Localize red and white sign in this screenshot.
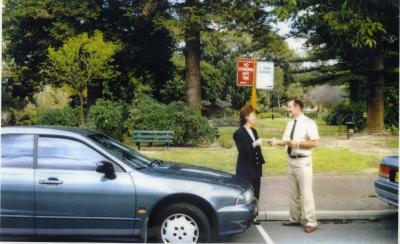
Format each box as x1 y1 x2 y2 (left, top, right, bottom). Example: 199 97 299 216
237 58 256 87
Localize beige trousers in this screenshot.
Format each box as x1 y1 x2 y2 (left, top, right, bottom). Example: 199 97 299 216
288 156 317 227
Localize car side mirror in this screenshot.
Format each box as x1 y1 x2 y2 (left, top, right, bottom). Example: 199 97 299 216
96 161 116 180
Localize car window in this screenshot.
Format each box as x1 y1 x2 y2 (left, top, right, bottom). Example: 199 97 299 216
1 134 34 168
88 133 152 169
37 136 107 171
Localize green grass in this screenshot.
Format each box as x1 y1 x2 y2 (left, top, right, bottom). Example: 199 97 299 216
216 118 344 149
135 118 389 175
141 146 379 175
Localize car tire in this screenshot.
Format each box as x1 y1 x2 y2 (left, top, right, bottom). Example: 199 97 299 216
148 203 213 243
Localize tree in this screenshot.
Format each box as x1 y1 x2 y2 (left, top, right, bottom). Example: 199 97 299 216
42 31 120 125
164 1 273 109
306 85 344 111
3 0 176 103
3 0 101 99
273 0 399 132
286 83 305 100
271 67 286 108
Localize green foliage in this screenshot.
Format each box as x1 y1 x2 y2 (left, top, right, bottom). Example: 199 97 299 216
3 0 175 101
258 112 282 119
44 31 120 88
384 79 399 128
34 84 73 110
200 61 225 105
36 107 80 127
126 95 215 145
387 125 399 136
269 108 289 117
88 99 126 140
324 102 366 131
218 136 233 149
42 30 120 125
304 111 318 119
286 83 305 100
12 85 73 125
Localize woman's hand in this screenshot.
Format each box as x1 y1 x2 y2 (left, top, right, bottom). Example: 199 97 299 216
252 138 263 147
266 138 276 146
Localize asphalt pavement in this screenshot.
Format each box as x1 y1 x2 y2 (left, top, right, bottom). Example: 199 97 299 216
225 218 398 244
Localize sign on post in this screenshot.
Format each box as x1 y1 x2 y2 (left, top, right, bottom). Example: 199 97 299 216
236 58 256 87
256 61 274 90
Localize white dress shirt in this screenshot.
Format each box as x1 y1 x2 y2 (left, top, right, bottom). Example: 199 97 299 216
282 114 320 157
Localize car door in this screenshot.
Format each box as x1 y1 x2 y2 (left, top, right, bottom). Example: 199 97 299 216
34 135 137 237
0 134 35 236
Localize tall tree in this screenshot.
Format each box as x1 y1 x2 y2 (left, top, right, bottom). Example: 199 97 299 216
41 31 120 125
3 0 175 103
164 0 272 109
273 0 399 132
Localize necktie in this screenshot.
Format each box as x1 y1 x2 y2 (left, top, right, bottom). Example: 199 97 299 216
287 119 297 156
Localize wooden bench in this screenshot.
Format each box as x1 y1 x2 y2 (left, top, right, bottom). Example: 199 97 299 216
132 130 174 150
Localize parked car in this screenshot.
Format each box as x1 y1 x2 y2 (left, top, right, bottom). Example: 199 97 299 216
1 126 257 243
375 156 398 206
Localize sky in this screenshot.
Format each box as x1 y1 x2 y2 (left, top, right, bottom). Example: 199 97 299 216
272 20 308 57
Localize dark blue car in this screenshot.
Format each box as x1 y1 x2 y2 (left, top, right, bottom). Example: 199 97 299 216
375 156 399 206
1 126 258 243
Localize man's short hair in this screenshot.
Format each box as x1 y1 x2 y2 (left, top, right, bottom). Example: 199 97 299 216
289 99 304 110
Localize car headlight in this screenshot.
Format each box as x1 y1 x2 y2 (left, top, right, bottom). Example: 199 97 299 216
235 189 253 205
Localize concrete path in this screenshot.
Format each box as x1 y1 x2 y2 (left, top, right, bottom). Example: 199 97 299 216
258 174 396 211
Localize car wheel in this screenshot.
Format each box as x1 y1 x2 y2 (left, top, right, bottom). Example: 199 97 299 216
149 203 212 243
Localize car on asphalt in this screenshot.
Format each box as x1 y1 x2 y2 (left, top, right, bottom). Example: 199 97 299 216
375 156 399 207
0 126 258 243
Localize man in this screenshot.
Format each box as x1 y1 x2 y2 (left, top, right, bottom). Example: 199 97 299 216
269 99 320 233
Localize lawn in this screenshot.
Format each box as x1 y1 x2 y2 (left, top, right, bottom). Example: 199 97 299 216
137 118 389 175
217 118 345 149
141 146 379 175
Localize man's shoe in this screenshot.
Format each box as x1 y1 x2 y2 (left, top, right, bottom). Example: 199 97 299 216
281 221 301 226
253 220 261 225
304 226 317 233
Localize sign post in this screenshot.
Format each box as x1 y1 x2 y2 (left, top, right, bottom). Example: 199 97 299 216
237 58 257 110
237 58 274 125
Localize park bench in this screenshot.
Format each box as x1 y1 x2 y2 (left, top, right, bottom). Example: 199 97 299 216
132 130 175 150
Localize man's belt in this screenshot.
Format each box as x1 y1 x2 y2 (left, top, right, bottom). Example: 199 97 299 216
288 154 309 159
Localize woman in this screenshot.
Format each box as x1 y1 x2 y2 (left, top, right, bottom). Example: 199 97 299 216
233 104 265 202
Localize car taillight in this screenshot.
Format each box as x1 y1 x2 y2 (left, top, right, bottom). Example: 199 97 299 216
379 165 391 178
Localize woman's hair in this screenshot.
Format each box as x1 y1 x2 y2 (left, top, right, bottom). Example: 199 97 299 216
239 104 256 126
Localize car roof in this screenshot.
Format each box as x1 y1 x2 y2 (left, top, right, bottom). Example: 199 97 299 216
381 156 399 168
1 126 96 137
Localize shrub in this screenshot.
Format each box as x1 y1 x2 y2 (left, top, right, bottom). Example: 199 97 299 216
324 102 366 131
126 95 215 145
387 125 399 136
218 136 233 149
258 112 282 119
304 111 318 119
36 107 80 127
88 99 126 140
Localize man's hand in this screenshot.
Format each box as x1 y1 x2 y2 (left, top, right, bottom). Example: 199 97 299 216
266 138 276 146
287 140 299 148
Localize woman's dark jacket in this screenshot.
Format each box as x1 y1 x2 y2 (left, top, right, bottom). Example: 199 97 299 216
233 126 265 179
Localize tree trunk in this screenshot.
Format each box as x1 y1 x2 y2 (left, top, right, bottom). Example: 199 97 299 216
366 51 385 133
183 2 201 110
349 80 360 102
78 92 85 127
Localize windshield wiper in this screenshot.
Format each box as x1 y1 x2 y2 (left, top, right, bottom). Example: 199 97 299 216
135 166 147 170
149 159 164 167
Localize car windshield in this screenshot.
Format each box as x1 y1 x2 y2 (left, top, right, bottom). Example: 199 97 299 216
88 133 154 169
